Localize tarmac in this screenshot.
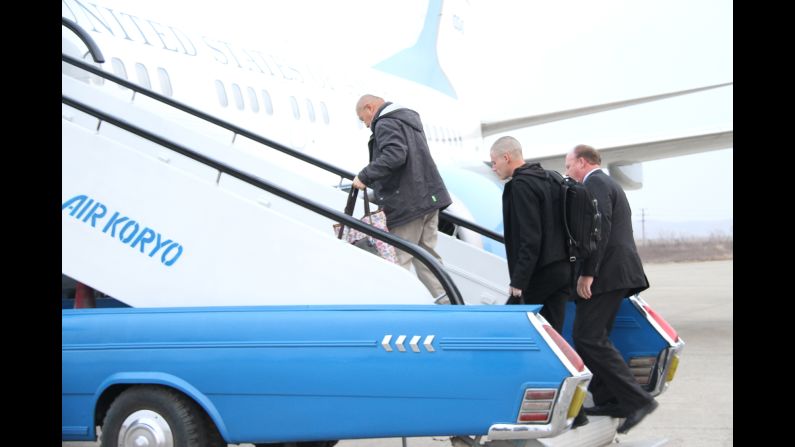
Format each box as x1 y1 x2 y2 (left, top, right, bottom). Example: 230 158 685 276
62 260 733 447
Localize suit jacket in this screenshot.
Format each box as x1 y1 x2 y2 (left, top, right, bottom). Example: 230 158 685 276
582 170 649 296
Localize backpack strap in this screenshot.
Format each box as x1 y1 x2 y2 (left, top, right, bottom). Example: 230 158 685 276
546 170 577 262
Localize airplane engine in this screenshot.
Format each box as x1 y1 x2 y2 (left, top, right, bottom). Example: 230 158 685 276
608 161 644 190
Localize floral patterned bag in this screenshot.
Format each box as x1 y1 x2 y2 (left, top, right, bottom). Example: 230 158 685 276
333 189 399 264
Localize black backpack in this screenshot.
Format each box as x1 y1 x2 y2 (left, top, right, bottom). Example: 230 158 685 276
546 170 602 262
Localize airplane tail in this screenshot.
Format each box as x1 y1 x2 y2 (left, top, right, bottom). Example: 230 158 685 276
373 0 472 100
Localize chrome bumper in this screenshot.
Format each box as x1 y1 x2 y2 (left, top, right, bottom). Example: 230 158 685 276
487 374 591 440
649 338 685 396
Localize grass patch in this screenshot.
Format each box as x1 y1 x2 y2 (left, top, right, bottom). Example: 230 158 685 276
636 231 733 263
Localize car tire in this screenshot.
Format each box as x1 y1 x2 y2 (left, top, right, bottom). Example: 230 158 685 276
100 385 223 447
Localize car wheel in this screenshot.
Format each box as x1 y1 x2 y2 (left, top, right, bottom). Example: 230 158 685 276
101 385 222 447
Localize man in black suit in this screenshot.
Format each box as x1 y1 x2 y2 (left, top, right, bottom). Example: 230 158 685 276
564 144 657 434
490 136 571 333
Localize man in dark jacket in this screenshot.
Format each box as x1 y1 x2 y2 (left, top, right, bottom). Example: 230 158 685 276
489 136 571 332
353 95 452 301
565 144 657 434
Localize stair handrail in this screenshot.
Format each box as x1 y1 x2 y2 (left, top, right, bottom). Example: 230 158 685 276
61 53 505 245
63 94 464 305
62 18 105 63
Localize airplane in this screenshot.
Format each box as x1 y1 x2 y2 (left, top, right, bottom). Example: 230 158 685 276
61 0 733 256
61 5 710 444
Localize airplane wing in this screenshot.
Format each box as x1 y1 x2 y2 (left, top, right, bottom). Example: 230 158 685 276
479 82 732 189
480 82 733 137
522 130 733 189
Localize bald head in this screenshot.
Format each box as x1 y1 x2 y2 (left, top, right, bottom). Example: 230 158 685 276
489 136 525 180
356 94 384 111
355 94 385 129
490 136 523 159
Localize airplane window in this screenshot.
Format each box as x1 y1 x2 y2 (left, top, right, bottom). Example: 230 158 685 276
247 87 259 113
110 58 128 90
430 126 438 142
306 99 316 123
320 101 330 124
231 83 244 111
261 90 274 115
289 96 300 120
214 80 228 107
134 63 151 89
157 67 173 97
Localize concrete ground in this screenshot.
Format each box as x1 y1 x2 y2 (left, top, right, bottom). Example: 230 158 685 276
610 260 733 447
63 260 733 447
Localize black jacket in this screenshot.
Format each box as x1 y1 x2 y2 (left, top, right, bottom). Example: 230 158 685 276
357 103 451 228
502 163 569 291
582 170 649 296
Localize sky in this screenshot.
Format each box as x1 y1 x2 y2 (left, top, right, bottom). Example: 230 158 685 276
467 0 733 224
73 0 733 225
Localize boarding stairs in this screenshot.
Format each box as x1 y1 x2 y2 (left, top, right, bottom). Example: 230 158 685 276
62 43 508 308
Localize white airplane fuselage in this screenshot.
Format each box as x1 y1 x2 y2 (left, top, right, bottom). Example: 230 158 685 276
62 0 486 172
62 0 508 252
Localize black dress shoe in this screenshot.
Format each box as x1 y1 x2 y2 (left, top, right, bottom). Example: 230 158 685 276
571 410 589 429
583 402 627 417
617 399 659 434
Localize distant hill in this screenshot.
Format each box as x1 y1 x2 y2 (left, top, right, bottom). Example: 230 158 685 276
631 219 733 240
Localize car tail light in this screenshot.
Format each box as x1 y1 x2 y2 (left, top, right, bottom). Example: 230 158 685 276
525 389 556 400
542 325 585 372
642 304 678 342
628 356 656 385
518 388 557 423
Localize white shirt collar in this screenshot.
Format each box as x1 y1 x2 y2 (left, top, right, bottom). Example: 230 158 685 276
583 167 602 183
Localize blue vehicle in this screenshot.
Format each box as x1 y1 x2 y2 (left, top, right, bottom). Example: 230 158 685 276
63 305 591 446
62 17 684 446
562 295 684 398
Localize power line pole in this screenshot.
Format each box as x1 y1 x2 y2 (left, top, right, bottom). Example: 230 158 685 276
642 208 646 246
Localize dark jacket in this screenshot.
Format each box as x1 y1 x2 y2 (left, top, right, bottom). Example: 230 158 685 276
582 170 649 296
502 163 569 291
357 103 452 228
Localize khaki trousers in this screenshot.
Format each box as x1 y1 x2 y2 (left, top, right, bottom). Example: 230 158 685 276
389 211 447 301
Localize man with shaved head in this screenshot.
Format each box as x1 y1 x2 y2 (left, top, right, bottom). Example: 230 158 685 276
489 136 571 333
353 95 452 302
